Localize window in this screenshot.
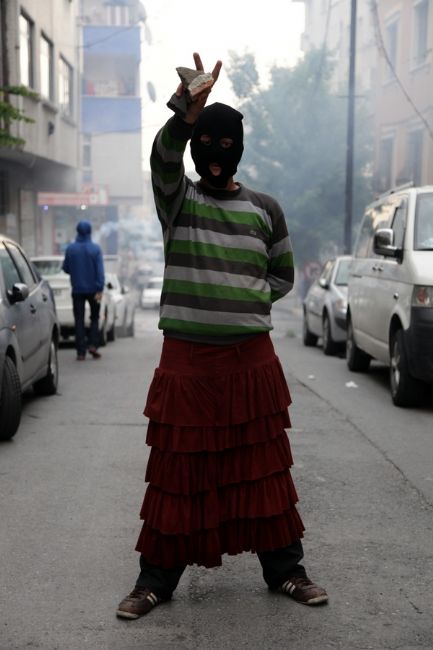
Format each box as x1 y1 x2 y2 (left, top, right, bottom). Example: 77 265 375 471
379 137 394 191
40 34 54 100
0 171 7 216
384 17 399 79
82 134 92 168
407 129 424 185
355 209 375 258
414 193 433 250
0 244 21 292
413 0 429 66
391 201 407 249
59 56 73 116
106 4 130 25
19 13 34 87
6 243 37 289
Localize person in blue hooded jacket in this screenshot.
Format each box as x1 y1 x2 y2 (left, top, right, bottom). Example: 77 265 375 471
62 220 105 360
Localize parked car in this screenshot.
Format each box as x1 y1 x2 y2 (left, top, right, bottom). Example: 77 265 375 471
302 255 352 355
0 235 60 441
140 275 163 309
106 272 135 337
31 255 116 346
346 184 433 406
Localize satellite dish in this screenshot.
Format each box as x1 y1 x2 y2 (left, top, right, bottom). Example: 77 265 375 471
147 81 156 103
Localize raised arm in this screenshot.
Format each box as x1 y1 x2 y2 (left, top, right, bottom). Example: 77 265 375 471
150 53 222 227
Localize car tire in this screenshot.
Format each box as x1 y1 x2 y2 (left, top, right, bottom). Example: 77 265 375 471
322 312 337 356
99 313 108 347
126 312 135 337
107 320 116 342
302 311 318 347
390 329 424 407
346 317 371 371
33 338 59 396
0 356 22 441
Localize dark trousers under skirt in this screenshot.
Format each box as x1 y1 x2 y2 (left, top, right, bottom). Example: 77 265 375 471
135 333 306 585
136 541 307 600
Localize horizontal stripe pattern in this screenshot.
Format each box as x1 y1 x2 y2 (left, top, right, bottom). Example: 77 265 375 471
150 115 295 338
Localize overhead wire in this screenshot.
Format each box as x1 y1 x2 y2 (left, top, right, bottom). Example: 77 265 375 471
369 0 433 142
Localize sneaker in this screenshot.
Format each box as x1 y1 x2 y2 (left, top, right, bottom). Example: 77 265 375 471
116 586 163 619
280 575 328 605
88 347 101 359
76 355 85 361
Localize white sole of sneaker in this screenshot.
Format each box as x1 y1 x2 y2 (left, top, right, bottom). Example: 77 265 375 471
305 595 329 605
116 609 140 619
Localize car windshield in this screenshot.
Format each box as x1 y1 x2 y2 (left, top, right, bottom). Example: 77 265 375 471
32 259 64 275
414 193 433 250
148 278 163 290
334 259 351 286
107 274 119 290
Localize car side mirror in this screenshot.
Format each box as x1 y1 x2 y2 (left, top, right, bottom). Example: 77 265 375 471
319 278 329 289
106 282 114 290
373 228 402 259
7 282 29 304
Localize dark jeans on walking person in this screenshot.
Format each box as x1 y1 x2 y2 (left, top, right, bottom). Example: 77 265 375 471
72 293 100 358
136 540 307 601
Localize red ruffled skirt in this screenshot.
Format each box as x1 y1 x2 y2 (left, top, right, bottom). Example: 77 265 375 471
135 332 304 569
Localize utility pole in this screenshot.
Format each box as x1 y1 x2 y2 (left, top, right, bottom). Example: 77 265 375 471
344 0 357 254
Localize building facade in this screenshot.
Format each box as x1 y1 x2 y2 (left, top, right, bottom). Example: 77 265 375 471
299 0 433 192
78 0 145 255
0 0 79 255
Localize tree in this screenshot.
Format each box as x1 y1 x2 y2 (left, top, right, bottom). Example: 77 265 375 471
226 50 373 266
0 85 38 148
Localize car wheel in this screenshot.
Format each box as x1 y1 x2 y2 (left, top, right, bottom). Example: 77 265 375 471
0 356 22 441
302 311 318 347
117 313 128 338
99 312 108 347
346 317 370 371
33 338 59 396
322 312 337 356
107 320 116 342
126 312 135 337
390 329 424 407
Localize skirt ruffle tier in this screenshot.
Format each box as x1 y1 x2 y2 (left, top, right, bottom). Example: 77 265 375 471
136 333 305 569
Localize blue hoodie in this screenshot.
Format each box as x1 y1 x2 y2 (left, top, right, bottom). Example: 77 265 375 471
62 220 105 294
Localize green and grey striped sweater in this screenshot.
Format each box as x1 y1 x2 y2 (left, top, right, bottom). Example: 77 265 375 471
151 115 295 342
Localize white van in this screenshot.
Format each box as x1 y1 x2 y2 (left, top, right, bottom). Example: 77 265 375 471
346 185 433 407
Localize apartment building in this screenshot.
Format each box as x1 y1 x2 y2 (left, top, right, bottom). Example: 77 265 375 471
299 0 433 191
0 0 79 255
78 0 145 254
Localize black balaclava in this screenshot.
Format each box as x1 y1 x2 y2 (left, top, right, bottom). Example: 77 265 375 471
190 102 244 188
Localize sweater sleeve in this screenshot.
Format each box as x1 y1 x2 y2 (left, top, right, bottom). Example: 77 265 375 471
150 115 194 227
267 202 295 302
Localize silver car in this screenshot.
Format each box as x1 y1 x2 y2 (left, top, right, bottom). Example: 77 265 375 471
302 255 352 355
31 255 116 346
0 235 60 441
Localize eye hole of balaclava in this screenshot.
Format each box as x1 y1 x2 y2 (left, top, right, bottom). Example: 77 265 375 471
190 102 244 188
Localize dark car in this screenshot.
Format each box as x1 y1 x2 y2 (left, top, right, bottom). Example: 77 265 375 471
0 235 60 441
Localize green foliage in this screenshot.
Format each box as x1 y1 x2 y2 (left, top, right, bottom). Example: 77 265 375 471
0 85 38 148
227 50 373 266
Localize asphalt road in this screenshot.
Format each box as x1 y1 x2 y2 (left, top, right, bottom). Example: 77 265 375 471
1 300 432 649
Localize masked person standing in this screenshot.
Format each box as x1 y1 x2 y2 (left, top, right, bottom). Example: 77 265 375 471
62 220 105 360
117 53 328 619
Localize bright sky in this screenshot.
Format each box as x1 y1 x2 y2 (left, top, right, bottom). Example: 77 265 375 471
140 0 305 170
